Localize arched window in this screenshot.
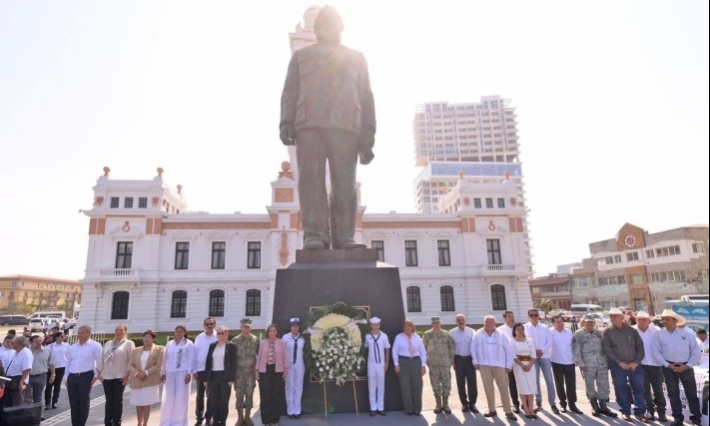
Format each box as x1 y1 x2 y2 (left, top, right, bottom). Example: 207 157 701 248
440 285 455 312
491 284 507 311
246 289 261 316
406 286 422 312
111 291 129 320
209 289 225 317
171 290 188 318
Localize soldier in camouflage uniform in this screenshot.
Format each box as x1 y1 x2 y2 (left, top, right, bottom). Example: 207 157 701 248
573 315 617 417
231 318 259 426
423 316 455 414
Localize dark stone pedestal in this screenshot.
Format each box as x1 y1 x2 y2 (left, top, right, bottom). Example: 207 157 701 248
273 249 406 414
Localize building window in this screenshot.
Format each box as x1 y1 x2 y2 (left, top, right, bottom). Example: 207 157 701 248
246 289 261 316
473 198 482 209
626 252 639 262
497 198 505 208
485 198 494 208
371 240 385 262
115 242 133 269
247 242 261 269
438 240 451 266
211 242 226 269
532 287 540 294
614 254 622 263
138 197 148 208
209 289 225 317
491 284 507 310
406 286 422 312
440 285 455 311
111 291 129 320
630 274 644 284
692 242 705 254
124 197 134 208
175 243 190 270
486 239 502 265
170 290 188 318
645 249 655 259
617 275 626 284
405 241 418 267
110 197 119 208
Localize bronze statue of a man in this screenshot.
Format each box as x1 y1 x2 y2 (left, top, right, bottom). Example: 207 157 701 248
280 6 376 250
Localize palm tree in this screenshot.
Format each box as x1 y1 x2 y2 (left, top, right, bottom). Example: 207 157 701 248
534 298 556 314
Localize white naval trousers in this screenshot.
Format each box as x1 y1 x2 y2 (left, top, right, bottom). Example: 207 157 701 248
368 362 386 411
286 362 305 415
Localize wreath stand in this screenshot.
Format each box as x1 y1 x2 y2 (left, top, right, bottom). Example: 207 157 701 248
321 379 360 419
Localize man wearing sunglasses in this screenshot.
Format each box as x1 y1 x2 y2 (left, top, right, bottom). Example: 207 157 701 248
524 309 558 414
193 317 218 426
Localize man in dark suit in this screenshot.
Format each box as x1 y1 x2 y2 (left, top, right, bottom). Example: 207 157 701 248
280 5 376 250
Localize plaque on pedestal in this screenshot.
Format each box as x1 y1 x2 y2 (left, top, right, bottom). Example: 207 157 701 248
273 249 406 414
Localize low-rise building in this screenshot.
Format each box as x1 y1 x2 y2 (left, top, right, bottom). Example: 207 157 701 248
0 275 82 315
529 274 572 310
78 165 534 332
568 223 709 314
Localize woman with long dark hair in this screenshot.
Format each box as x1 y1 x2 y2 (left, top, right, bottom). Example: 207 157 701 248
256 324 288 426
160 325 195 426
511 323 538 419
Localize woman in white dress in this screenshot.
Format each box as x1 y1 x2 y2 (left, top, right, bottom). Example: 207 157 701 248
160 325 195 426
129 330 164 426
510 323 538 419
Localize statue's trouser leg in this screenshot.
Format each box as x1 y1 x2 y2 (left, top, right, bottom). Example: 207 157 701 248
326 129 359 249
296 129 330 248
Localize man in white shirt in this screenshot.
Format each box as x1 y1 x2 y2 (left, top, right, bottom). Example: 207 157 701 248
64 325 103 426
550 315 582 414
497 310 520 414
524 308 558 414
449 314 478 413
284 318 306 419
46 332 69 409
472 315 516 420
634 311 667 422
364 316 390 416
193 317 217 426
0 335 16 369
5 335 33 407
696 329 708 352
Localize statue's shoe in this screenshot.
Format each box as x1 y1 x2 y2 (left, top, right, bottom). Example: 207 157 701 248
337 241 366 249
303 240 327 250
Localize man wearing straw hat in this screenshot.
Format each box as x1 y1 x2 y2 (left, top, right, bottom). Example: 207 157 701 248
633 311 667 422
652 309 702 426
602 307 648 423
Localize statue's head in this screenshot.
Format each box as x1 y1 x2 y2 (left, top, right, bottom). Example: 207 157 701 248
315 5 344 44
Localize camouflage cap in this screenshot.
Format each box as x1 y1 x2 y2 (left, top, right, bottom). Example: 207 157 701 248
583 314 595 322
431 316 441 323
240 318 252 327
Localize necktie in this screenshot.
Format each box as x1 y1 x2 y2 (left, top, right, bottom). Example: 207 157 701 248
407 335 416 357
371 333 381 364
292 334 299 364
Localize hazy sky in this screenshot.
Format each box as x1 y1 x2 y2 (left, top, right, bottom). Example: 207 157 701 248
1 1 708 280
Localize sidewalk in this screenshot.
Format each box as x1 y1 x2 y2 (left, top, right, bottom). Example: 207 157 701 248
42 366 630 426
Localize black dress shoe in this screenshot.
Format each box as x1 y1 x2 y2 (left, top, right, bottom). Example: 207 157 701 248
414 412 421 416
44 405 50 410
52 403 58 409
370 411 377 417
551 405 560 415
513 404 521 414
470 405 480 414
484 411 497 417
406 412 413 416
534 403 542 412
461 404 470 413
378 411 386 416
295 414 301 419
288 414 295 419
657 413 668 422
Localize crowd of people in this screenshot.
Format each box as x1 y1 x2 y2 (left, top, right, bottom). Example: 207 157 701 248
0 308 706 426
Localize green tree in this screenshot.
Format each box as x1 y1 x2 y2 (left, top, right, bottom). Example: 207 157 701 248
533 298 556 314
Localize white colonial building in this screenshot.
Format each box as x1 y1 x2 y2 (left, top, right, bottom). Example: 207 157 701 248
79 164 533 331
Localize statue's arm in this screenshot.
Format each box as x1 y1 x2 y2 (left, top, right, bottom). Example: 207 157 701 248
280 52 300 129
358 54 376 137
